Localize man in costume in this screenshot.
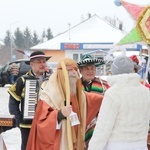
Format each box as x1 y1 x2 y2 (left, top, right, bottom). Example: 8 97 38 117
8 51 51 150
78 54 109 144
26 58 103 150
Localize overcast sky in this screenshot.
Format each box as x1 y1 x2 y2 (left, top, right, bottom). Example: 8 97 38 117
0 0 149 39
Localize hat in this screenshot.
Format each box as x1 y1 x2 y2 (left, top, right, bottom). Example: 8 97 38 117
111 55 134 75
25 51 52 65
57 58 78 71
77 54 105 68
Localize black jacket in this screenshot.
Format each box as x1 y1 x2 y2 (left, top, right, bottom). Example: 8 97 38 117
8 70 50 128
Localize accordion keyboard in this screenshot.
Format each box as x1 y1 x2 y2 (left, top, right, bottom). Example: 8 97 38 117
23 79 37 120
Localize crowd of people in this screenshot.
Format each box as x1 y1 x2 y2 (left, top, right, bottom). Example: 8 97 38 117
0 50 150 150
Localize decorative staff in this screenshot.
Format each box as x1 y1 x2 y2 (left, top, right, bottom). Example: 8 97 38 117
114 0 150 84
60 60 73 150
114 0 150 45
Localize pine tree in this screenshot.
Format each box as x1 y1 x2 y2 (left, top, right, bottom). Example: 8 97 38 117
23 27 33 49
46 28 53 40
32 31 40 46
14 28 25 49
4 30 11 46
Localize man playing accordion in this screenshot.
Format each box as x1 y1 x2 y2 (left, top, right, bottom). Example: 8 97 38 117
8 51 51 150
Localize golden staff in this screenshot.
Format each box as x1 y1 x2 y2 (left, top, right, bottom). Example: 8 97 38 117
60 60 73 150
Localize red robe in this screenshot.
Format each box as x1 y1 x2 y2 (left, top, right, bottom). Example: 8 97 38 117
26 92 103 150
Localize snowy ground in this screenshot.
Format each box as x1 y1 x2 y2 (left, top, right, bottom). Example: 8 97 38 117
0 86 21 150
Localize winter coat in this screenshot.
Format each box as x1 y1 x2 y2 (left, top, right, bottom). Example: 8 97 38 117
88 73 150 150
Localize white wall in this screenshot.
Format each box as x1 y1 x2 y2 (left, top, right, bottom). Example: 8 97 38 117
65 50 94 62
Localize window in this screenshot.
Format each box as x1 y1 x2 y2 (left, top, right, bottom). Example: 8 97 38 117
73 54 78 62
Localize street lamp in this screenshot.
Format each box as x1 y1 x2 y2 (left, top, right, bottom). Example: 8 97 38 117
68 23 71 40
9 21 19 62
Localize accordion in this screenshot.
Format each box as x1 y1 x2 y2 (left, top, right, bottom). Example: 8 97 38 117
23 78 38 120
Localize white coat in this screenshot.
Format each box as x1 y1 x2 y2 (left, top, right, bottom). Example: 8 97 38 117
88 73 150 150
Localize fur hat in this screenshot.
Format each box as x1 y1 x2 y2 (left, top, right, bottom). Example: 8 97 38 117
111 55 134 75
77 54 105 68
25 51 51 65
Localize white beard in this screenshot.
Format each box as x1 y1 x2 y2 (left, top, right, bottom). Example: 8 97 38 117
68 71 79 95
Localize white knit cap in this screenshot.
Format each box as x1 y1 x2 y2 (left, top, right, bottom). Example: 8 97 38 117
111 55 134 75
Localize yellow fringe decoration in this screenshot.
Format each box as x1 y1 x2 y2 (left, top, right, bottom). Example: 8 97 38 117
136 6 150 44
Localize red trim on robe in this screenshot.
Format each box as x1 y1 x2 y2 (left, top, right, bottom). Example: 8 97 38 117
26 92 103 150
26 100 61 150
